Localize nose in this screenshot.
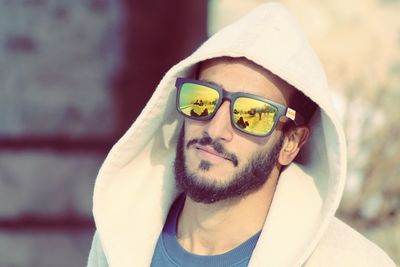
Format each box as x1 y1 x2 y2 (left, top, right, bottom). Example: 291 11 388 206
203 101 233 142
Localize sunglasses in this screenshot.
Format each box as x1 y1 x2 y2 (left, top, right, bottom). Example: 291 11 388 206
175 77 304 137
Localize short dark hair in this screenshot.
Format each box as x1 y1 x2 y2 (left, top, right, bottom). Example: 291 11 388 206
289 88 318 125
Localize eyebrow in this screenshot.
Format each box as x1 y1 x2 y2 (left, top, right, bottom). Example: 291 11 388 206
200 79 226 91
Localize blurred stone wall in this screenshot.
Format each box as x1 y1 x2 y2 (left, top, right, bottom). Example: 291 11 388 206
0 0 207 266
0 0 120 266
0 0 118 138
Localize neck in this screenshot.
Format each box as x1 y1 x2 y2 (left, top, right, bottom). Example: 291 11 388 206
176 167 280 255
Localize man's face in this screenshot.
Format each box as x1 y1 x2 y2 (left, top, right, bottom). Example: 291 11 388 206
174 58 292 204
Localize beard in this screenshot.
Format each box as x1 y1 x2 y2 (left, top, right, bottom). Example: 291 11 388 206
174 126 285 204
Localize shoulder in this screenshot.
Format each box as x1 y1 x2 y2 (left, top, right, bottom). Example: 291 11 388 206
305 217 396 267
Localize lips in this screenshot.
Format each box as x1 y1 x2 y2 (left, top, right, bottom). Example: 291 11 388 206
186 137 239 167
195 145 231 162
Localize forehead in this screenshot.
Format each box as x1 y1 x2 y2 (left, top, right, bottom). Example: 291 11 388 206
198 57 293 105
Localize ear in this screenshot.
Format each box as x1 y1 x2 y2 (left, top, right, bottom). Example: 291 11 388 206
278 126 310 166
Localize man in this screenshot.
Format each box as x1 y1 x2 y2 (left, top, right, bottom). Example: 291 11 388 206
87 3 396 267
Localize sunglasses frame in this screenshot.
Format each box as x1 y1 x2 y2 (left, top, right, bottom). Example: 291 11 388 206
175 77 304 137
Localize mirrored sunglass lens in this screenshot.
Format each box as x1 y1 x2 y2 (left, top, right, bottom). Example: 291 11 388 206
233 97 277 135
178 83 219 118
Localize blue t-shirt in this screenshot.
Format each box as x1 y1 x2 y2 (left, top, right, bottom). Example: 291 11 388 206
150 194 261 267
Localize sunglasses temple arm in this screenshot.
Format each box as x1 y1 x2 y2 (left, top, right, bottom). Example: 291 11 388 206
286 108 305 126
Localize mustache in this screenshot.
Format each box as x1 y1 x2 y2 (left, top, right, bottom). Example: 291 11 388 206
186 135 239 167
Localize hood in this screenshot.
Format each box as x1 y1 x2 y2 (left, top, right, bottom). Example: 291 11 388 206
92 2 347 267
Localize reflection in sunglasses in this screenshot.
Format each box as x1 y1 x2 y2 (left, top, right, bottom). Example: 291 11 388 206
178 83 279 135
180 92 218 118
232 98 276 135
190 108 209 117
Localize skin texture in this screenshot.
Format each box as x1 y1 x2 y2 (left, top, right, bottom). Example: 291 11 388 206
175 57 309 256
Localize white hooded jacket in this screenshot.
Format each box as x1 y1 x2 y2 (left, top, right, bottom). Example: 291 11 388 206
87 3 396 267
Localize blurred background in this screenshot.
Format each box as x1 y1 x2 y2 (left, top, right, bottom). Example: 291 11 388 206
0 0 398 266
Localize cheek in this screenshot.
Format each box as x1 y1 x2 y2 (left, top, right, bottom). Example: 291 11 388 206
235 144 259 166
233 135 278 167
184 119 207 139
